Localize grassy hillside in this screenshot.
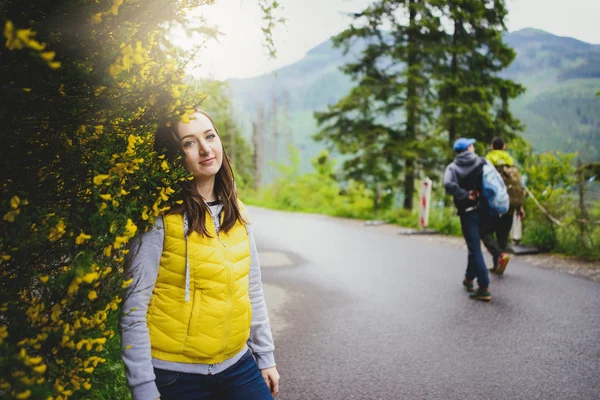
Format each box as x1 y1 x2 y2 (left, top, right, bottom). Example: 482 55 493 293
229 28 600 180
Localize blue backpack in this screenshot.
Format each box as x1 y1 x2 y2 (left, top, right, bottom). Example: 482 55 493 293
481 159 509 215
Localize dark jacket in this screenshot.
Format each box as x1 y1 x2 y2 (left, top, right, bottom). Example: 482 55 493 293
444 151 485 214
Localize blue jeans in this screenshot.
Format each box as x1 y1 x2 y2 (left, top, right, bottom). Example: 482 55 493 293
154 350 273 400
460 211 489 289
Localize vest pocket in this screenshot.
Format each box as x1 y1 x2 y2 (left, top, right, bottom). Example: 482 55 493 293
187 289 202 337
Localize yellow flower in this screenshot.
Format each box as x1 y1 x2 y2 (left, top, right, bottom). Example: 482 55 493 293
93 174 110 185
122 278 133 288
48 220 66 242
48 61 61 69
4 20 14 39
67 278 80 296
15 390 31 399
3 209 20 222
113 235 129 249
16 28 33 43
23 88 31 92
83 367 94 374
82 272 99 284
0 326 8 343
33 364 47 374
161 160 169 171
27 39 46 51
28 356 42 365
99 194 112 201
75 232 92 245
39 275 49 283
88 291 98 301
40 51 55 61
108 62 121 78
124 218 137 236
83 382 91 390
90 13 103 24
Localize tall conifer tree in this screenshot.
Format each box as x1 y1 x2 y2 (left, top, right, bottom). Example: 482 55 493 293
315 0 442 210
435 0 524 151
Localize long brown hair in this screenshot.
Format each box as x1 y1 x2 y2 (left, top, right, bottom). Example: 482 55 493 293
154 110 244 237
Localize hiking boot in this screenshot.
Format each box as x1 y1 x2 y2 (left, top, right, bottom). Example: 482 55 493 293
469 288 491 301
495 253 511 275
462 279 474 292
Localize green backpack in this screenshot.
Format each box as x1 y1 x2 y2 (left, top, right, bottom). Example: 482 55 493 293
496 164 524 209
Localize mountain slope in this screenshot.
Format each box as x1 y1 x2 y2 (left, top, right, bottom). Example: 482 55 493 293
229 28 600 177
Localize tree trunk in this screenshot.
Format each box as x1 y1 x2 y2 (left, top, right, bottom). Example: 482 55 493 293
403 159 415 210
448 18 459 148
404 0 417 210
272 95 278 164
252 122 260 192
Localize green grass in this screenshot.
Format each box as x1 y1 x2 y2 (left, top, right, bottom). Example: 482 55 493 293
87 316 131 400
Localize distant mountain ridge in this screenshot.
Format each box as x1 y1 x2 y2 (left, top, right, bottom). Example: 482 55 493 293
228 28 600 175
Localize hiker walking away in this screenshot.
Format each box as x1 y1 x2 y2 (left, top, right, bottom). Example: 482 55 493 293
481 137 526 275
120 110 280 400
444 138 491 301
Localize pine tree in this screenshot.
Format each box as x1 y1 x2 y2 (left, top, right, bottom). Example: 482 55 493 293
435 0 525 153
315 0 442 210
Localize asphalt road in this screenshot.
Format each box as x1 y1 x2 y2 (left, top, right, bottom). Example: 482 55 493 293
250 207 600 400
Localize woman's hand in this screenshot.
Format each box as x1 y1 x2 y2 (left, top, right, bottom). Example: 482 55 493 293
260 367 280 397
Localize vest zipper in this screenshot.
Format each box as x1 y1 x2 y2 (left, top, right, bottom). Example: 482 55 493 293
223 259 233 354
212 211 233 356
208 364 213 375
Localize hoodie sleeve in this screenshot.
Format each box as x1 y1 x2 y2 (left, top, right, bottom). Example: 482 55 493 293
444 164 469 200
120 217 164 400
245 211 276 370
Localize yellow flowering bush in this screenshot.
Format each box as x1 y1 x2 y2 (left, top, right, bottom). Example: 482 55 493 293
0 0 281 398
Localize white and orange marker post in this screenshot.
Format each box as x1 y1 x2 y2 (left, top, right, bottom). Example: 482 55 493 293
419 178 433 229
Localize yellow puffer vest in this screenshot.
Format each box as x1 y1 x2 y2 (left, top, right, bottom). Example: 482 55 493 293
147 203 251 364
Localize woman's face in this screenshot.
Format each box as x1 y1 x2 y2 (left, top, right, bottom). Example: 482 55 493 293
177 112 223 181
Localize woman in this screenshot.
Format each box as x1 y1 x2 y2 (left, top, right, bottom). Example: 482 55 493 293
120 110 280 400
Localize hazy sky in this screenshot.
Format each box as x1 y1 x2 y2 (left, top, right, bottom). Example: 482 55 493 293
180 0 600 80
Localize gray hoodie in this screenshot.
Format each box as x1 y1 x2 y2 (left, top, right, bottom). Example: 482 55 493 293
444 151 484 213
120 204 275 400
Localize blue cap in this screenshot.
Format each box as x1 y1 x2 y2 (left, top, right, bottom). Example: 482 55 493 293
453 138 476 152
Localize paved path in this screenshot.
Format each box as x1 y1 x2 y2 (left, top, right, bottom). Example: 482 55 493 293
251 207 600 400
